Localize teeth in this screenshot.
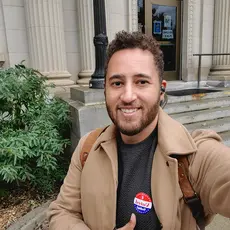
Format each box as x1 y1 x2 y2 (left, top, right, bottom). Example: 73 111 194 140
121 109 137 113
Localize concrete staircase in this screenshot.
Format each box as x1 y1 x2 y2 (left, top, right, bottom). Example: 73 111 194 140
164 89 230 147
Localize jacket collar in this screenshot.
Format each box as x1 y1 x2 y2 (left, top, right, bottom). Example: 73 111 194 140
93 107 197 156
157 107 197 155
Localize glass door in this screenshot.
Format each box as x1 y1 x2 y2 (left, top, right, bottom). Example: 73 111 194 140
145 0 181 80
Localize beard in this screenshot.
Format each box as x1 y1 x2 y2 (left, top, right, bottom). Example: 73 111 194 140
106 96 161 136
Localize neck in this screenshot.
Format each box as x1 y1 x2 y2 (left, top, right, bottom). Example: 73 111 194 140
120 115 159 144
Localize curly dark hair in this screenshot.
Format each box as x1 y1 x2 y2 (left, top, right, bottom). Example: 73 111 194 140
105 31 164 82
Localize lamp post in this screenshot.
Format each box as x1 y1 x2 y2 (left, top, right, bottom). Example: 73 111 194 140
89 0 108 89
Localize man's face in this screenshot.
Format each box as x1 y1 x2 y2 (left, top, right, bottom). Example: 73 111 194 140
105 48 164 137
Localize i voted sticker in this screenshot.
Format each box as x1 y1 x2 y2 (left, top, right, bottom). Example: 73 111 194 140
134 192 152 214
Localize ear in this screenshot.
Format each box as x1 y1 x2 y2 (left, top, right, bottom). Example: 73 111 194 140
104 80 106 96
161 80 167 92
160 80 167 101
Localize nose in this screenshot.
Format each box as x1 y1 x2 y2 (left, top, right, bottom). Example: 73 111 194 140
120 84 137 103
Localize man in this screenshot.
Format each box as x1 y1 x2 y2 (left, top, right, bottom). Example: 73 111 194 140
48 31 230 230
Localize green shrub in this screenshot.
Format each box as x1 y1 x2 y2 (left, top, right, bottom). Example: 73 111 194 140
0 63 70 193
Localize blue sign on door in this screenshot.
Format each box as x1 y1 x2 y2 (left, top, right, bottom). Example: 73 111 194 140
153 21 162 35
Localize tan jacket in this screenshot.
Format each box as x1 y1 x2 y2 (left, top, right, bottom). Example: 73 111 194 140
48 108 230 230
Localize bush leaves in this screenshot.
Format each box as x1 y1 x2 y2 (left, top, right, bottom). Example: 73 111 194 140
0 64 70 193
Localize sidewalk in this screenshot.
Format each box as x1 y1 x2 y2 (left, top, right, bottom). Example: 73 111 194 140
207 215 230 230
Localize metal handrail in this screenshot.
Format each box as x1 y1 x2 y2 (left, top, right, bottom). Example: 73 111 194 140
193 53 230 88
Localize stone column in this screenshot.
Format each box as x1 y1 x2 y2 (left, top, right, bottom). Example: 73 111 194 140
76 0 95 85
24 0 74 86
210 0 230 80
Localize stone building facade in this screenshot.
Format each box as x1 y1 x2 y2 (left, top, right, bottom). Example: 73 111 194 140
0 0 229 86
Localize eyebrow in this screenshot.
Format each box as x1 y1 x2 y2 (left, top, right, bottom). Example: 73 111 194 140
133 73 152 80
108 74 125 82
108 73 152 81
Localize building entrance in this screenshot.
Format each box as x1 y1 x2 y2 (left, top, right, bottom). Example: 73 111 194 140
138 0 182 80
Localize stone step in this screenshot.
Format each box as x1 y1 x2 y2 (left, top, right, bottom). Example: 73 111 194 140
171 106 230 125
184 117 230 133
164 97 230 115
219 131 230 147
165 88 230 147
166 89 230 104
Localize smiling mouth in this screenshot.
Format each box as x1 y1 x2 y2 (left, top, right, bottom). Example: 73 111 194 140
120 108 139 114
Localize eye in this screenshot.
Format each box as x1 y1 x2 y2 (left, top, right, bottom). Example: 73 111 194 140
111 81 122 87
137 80 149 85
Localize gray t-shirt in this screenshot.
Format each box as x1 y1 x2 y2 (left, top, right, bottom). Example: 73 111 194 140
116 127 161 229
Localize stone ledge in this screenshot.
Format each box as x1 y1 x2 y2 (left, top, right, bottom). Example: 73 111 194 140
70 86 105 105
7 200 52 230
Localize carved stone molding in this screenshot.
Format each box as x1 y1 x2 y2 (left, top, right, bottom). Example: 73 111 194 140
187 0 195 68
129 0 138 32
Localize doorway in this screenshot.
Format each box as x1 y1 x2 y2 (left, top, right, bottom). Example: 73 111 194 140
144 0 181 80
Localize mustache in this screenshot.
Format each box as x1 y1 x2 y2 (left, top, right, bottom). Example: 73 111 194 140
117 102 141 108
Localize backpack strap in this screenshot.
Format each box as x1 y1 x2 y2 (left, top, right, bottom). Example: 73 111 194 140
177 155 205 230
80 127 106 167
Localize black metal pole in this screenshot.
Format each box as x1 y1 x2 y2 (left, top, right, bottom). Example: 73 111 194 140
89 0 108 89
197 55 201 89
